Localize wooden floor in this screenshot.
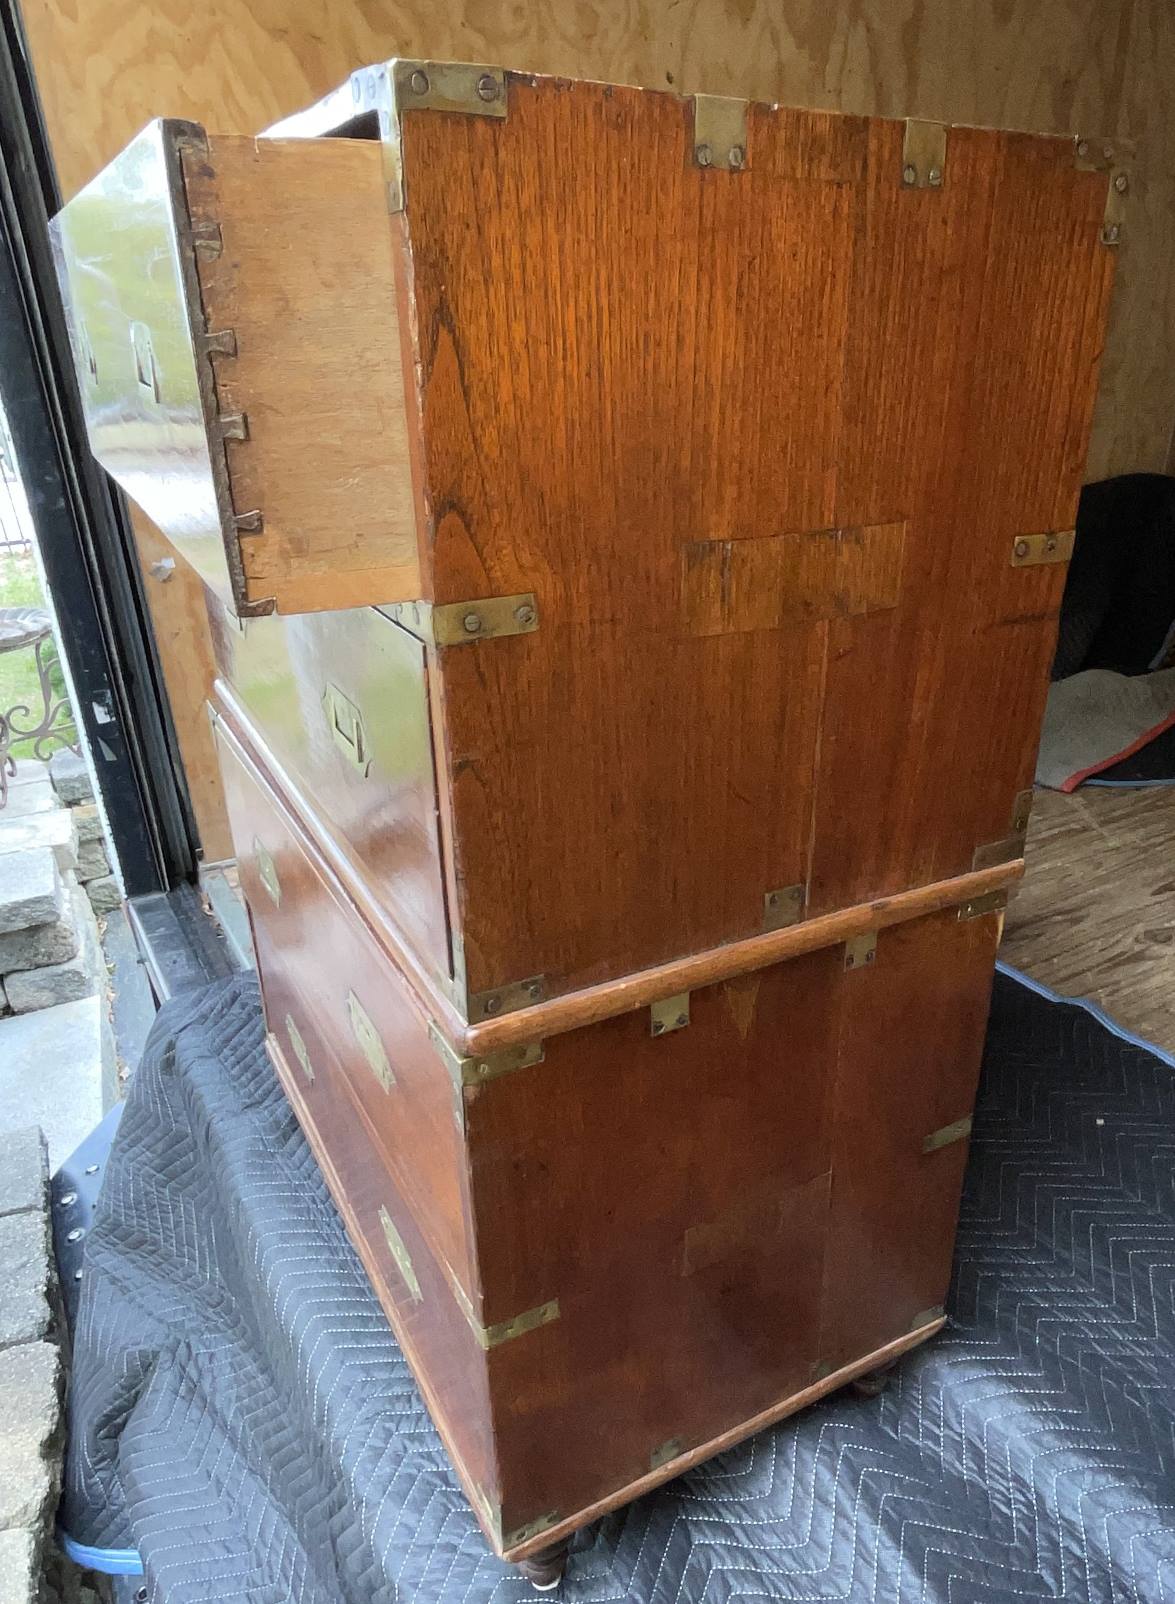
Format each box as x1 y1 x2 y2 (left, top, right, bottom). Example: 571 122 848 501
1002 785 1175 1055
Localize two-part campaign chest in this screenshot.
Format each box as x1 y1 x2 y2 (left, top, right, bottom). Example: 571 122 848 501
52 61 1123 1586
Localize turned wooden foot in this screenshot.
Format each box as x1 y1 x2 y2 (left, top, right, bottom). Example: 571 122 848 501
851 1359 897 1398
515 1537 571 1590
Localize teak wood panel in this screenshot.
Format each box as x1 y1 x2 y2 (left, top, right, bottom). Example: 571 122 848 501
213 702 1001 1547
206 595 451 983
181 133 420 613
399 79 1113 998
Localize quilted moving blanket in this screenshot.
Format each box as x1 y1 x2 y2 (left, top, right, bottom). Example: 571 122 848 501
61 970 1175 1602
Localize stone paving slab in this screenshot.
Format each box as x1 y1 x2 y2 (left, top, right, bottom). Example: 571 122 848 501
0 1528 36 1604
0 849 64 935
0 1211 52 1349
0 811 77 876
0 779 57 821
0 1341 61 1532
47 753 92 808
0 999 112 1172
0 1129 47 1221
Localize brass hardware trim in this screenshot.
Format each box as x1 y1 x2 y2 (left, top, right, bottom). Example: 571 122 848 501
378 1206 423 1302
902 120 947 189
322 683 371 777
763 883 805 932
284 1015 315 1082
452 1279 561 1350
910 1304 945 1331
922 1114 973 1154
1075 135 1133 245
650 992 690 1037
199 328 237 357
218 411 248 441
503 1512 561 1551
1010 788 1033 836
844 932 877 971
346 991 394 1090
692 94 749 172
189 219 222 257
392 59 508 120
959 889 1007 920
385 592 540 648
650 1437 684 1471
428 1022 544 1087
1010 529 1075 567
233 510 264 535
253 837 280 906
466 974 547 1024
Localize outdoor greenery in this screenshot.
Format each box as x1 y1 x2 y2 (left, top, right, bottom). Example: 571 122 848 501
0 550 71 763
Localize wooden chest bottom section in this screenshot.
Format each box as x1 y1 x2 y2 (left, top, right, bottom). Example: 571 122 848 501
215 712 999 1556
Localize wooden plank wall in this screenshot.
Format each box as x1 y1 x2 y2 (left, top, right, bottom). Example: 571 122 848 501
20 0 1175 852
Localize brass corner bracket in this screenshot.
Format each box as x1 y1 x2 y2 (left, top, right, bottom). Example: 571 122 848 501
1075 134 1134 245
902 120 947 189
692 95 749 172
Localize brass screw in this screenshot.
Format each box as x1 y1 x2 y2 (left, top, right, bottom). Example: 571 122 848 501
1076 139 1090 158
928 166 943 186
526 980 542 999
1045 535 1058 554
696 143 713 167
482 993 501 1016
477 73 499 102
1104 222 1121 243
652 1019 665 1036
1114 172 1129 193
674 1013 688 1028
1014 538 1030 560
409 68 430 96
767 891 779 906
463 611 483 634
1103 143 1114 161
728 145 746 169
865 949 875 964
514 603 537 626
902 163 918 185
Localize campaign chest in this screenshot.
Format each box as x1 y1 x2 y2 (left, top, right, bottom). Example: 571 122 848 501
51 58 1122 1584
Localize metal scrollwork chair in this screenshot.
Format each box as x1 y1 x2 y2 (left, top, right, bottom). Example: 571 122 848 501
0 605 79 808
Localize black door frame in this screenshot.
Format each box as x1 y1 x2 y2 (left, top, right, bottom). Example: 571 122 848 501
0 0 198 895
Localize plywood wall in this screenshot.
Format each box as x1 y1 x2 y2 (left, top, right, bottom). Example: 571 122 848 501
19 0 1175 849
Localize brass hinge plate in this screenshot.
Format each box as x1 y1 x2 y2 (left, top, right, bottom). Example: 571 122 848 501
392 60 507 119
284 1015 315 1082
466 974 547 1024
429 1023 544 1087
1075 134 1133 245
692 94 749 171
844 931 877 971
650 992 690 1037
253 837 280 907
763 883 805 932
383 593 539 648
922 1114 973 1154
453 1278 561 1350
378 1206 423 1302
902 120 947 189
347 990 395 1089
958 889 1008 920
650 1437 684 1471
1011 529 1075 567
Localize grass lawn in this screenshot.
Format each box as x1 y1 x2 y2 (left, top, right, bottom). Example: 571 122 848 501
0 549 73 763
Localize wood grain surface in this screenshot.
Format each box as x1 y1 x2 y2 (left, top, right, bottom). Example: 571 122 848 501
21 0 1175 485
402 78 1109 999
1002 785 1175 1054
183 134 421 612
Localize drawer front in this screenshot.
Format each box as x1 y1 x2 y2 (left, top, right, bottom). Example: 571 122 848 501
214 712 474 1298
209 595 451 987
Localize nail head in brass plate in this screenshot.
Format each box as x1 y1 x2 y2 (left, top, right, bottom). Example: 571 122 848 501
378 1206 423 1303
959 889 1008 921
693 94 749 172
764 883 805 932
392 59 507 119
902 120 947 189
1010 529 1075 567
428 1022 545 1087
844 932 877 971
650 992 690 1037
922 1114 972 1154
466 974 547 1023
